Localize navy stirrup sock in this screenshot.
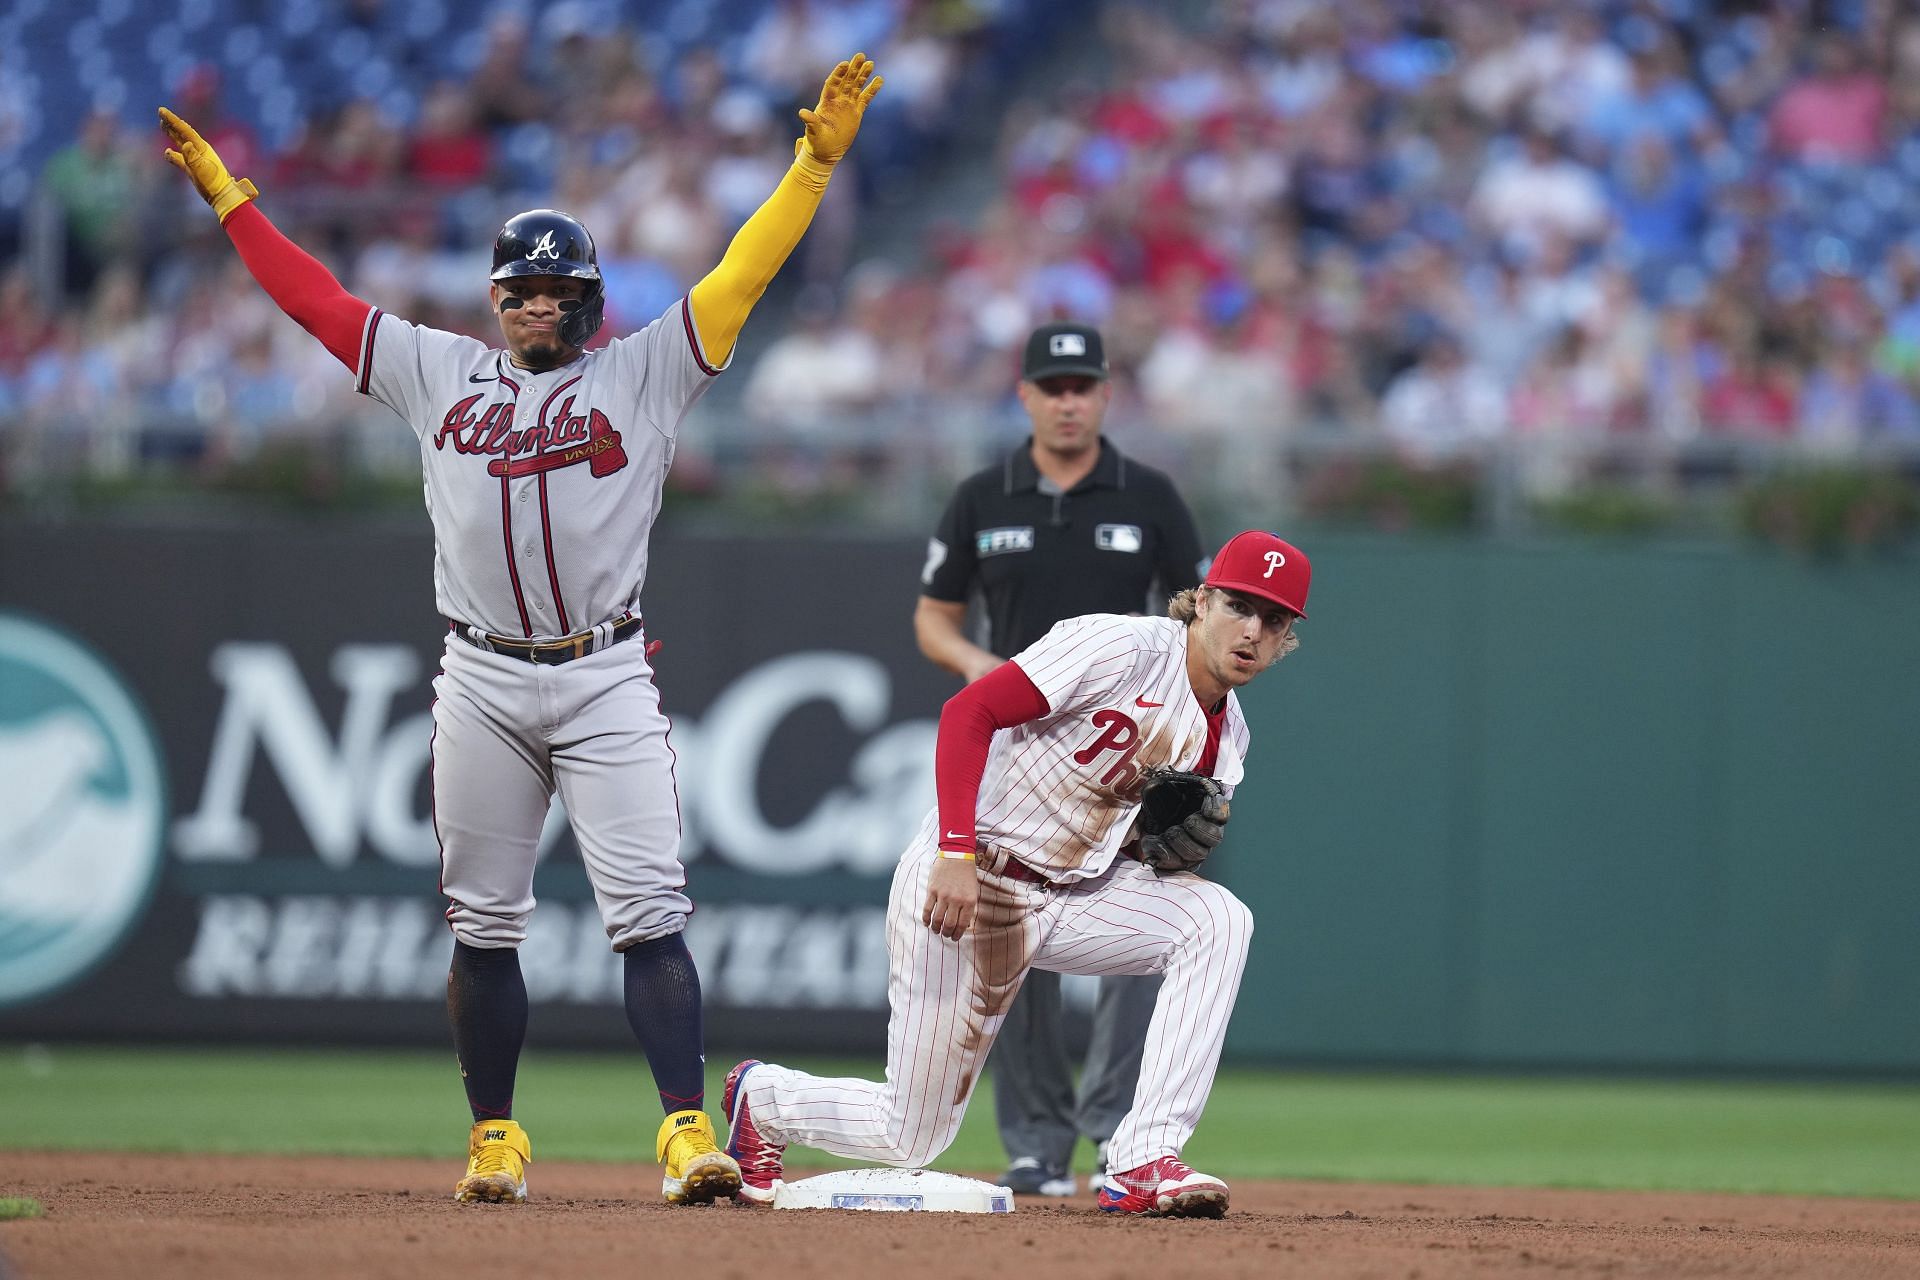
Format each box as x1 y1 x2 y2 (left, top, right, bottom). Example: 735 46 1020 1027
447 941 528 1122
622 931 707 1113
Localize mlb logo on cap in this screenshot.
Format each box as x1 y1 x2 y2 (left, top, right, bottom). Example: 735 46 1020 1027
1203 530 1311 617
1023 322 1108 381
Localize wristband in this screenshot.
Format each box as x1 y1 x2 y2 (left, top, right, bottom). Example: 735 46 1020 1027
791 138 834 191
936 848 977 861
211 177 260 224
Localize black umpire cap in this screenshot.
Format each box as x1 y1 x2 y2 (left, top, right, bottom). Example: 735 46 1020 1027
1022 321 1109 382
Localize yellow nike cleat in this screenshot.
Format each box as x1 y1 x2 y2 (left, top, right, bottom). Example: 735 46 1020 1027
453 1118 530 1204
657 1109 743 1205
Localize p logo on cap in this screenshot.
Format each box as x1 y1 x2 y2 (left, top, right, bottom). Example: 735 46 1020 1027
1203 530 1311 618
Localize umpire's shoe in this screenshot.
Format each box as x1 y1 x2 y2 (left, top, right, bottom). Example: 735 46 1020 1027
454 1118 531 1204
657 1110 744 1205
1002 1157 1076 1197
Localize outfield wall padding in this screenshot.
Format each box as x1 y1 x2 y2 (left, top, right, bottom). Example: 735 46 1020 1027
1 518 1912 1072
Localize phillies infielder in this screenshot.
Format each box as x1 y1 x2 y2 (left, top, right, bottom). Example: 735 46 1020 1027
724 530 1311 1218
158 55 883 1206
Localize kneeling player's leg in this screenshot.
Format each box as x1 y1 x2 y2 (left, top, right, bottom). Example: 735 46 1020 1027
1031 860 1253 1173
742 848 1042 1168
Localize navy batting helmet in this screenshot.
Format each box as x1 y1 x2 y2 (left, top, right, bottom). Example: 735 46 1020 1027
490 208 604 348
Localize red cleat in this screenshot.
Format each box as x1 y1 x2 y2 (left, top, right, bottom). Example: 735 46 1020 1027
722 1059 785 1204
1096 1155 1229 1218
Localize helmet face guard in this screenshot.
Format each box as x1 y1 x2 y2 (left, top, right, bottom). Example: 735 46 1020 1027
490 209 605 348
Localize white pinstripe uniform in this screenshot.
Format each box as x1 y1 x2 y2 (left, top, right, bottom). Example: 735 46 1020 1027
356 296 727 950
737 613 1255 1174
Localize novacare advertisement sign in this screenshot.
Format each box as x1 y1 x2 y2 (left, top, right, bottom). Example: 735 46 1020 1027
0 522 957 1049
0 616 167 1006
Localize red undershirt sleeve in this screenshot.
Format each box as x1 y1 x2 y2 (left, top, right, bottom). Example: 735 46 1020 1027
222 203 375 371
934 660 1051 855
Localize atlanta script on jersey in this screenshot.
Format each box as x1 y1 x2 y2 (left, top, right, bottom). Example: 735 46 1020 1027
356 296 725 640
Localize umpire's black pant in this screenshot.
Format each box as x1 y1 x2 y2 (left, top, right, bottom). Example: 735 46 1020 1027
988 970 1162 1174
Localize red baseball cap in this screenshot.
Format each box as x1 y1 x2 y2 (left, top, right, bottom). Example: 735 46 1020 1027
1202 530 1311 618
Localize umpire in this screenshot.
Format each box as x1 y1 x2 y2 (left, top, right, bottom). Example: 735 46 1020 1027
914 320 1205 1196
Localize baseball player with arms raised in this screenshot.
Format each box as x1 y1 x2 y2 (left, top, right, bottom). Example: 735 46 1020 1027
158 55 882 1206
723 530 1311 1218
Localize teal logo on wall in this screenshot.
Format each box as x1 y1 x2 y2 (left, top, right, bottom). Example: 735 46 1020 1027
0 614 166 1007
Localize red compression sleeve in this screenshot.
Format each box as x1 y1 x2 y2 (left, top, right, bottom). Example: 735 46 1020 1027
223 203 374 371
934 660 1051 854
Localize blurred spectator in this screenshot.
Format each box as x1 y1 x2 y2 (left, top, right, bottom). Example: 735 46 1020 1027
1379 333 1507 461
1519 233 1602 335
468 14 551 130
408 84 493 188
1510 326 1619 438
705 91 789 225
1702 339 1798 440
1471 127 1609 259
1767 33 1887 162
41 110 142 294
742 0 897 102
1798 339 1920 446
1182 117 1289 245
1643 302 1717 442
275 99 405 191
1885 15 1920 140
742 286 885 430
1290 115 1379 243
1464 258 1552 389
1508 324 1623 496
1581 40 1714 154
0 267 51 381
598 218 687 334
1258 9 1344 120
15 0 1920 516
1138 286 1291 433
1607 133 1707 275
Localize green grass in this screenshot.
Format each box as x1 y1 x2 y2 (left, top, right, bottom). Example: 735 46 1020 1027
0 1198 43 1220
4 1044 1917 1199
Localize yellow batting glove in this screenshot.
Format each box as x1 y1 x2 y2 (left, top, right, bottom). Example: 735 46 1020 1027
797 53 882 167
158 106 259 223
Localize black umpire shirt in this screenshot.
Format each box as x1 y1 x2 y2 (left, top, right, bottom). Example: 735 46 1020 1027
920 437 1206 659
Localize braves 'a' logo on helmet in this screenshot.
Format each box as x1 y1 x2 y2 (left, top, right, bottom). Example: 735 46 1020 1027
489 210 605 347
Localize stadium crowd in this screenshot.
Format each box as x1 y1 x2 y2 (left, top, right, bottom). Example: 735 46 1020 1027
7 0 1920 510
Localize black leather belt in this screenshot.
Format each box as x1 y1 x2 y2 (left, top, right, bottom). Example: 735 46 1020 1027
447 613 642 665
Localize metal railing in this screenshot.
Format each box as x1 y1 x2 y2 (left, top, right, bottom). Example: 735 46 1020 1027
6 399 1920 547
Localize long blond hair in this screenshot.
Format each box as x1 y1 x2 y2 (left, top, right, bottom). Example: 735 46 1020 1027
1169 586 1300 661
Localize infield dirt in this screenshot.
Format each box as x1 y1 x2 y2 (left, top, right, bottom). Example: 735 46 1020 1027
4 1151 1917 1279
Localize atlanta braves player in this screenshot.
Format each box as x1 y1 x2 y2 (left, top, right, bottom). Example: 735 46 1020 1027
723 530 1311 1218
158 54 882 1206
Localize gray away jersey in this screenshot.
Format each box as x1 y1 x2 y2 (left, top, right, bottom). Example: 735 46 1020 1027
355 295 726 638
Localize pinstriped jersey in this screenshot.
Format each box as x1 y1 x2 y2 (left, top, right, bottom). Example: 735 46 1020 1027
976 614 1249 881
355 296 727 639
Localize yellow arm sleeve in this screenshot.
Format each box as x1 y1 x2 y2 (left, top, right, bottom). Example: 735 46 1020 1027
686 143 835 367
